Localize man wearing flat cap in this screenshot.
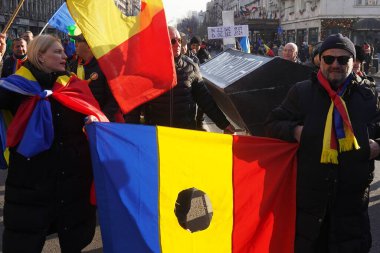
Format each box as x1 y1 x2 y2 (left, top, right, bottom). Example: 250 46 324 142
266 33 379 252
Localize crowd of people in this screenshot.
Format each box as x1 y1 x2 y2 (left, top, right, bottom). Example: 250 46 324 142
0 25 379 253
0 25 235 252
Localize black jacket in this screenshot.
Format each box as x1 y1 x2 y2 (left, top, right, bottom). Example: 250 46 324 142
1 55 27 78
0 62 96 252
143 55 229 130
197 48 211 64
69 57 120 121
266 73 379 253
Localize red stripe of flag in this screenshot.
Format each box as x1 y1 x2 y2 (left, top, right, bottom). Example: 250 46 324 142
98 9 176 114
233 135 298 253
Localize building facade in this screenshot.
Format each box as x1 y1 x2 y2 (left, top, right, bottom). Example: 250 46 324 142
279 0 380 47
203 0 380 50
0 0 65 38
205 0 281 44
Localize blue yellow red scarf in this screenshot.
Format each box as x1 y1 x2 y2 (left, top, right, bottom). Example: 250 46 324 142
317 70 360 164
13 55 28 73
0 66 108 158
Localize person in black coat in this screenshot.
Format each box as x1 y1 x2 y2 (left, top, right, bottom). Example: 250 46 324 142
189 35 213 129
190 36 211 64
1 38 28 78
68 34 122 122
0 35 103 253
141 27 235 133
266 34 380 253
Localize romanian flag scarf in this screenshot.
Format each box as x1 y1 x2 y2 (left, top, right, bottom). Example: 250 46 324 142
0 66 108 158
317 70 360 164
13 55 28 73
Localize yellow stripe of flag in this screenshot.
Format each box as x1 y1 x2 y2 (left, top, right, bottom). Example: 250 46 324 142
67 0 164 58
157 126 233 253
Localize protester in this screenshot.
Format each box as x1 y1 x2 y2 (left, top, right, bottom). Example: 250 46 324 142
0 35 105 253
266 33 378 253
1 38 28 77
5 34 14 58
180 32 199 65
68 33 122 122
363 42 373 75
304 42 322 71
282 42 301 63
277 42 285 57
353 44 366 76
190 35 211 64
189 35 213 129
298 41 310 63
21 30 34 44
141 26 235 133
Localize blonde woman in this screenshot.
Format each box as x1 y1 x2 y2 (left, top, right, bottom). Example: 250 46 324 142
0 35 106 253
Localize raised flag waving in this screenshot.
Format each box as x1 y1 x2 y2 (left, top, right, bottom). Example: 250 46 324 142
86 123 298 253
46 3 76 34
67 0 176 113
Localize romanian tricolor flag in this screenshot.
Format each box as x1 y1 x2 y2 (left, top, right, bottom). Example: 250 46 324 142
86 123 298 253
67 0 176 113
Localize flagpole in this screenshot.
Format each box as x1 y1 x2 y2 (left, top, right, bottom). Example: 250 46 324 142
38 22 50 36
2 0 26 34
39 3 67 36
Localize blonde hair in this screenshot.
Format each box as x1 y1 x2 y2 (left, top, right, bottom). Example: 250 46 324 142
27 35 61 72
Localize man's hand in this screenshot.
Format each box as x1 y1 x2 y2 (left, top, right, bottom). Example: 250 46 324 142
223 124 236 134
84 115 99 125
294 125 303 143
369 139 380 160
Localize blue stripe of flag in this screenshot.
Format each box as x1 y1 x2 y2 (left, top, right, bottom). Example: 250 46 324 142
86 123 160 253
48 3 76 33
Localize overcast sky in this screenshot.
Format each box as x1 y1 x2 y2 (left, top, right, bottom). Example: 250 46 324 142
162 0 207 25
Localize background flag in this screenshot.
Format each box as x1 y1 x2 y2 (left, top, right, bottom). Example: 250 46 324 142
47 3 76 33
67 0 177 113
239 36 251 53
87 123 298 253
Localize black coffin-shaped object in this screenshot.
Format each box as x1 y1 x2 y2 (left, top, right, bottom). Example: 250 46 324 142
200 49 312 136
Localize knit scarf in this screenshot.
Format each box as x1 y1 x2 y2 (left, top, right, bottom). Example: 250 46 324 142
318 70 360 164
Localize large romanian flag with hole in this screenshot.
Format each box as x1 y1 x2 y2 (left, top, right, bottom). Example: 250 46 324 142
86 123 298 253
67 0 176 113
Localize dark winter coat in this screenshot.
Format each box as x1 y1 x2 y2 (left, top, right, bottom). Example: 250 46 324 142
143 55 229 130
69 57 120 122
1 62 96 252
197 48 211 64
1 55 26 78
266 73 379 253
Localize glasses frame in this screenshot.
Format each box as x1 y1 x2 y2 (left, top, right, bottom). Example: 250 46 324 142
170 38 182 45
322 55 352 65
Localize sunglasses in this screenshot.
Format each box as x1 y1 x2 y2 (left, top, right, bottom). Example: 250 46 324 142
322 55 352 65
170 38 182 45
